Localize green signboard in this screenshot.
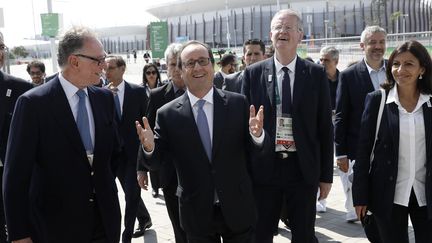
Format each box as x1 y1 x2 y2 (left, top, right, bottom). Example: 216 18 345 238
41 13 59 37
150 22 168 59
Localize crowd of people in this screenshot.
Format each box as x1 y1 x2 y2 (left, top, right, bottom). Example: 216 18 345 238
0 7 431 243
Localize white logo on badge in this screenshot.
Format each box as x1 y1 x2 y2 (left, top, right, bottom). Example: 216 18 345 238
6 89 11 97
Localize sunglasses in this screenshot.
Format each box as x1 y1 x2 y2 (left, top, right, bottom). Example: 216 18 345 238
146 71 157 75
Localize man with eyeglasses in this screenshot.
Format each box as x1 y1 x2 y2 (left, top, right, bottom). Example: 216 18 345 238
3 26 122 243
136 40 268 243
104 55 151 243
213 53 237 89
0 31 33 243
242 9 333 243
136 43 188 243
223 39 266 93
26 60 46 86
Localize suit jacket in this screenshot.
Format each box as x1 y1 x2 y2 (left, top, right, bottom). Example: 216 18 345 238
145 88 264 235
222 71 243 93
0 71 33 162
242 57 334 186
213 71 224 89
137 81 176 187
353 90 432 220
335 60 386 160
117 81 147 166
3 78 121 243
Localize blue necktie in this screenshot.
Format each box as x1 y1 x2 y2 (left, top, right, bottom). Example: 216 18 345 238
111 87 122 120
282 67 292 114
196 99 212 161
76 89 93 153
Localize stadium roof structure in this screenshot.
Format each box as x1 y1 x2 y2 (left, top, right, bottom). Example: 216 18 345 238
146 0 322 19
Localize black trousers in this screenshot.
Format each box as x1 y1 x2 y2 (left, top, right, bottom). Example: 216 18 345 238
116 162 151 242
0 167 7 243
253 155 318 243
163 180 187 243
149 170 160 191
187 206 253 243
374 190 432 243
91 201 107 243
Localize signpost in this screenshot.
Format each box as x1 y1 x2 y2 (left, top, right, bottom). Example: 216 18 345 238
41 13 59 38
150 22 168 59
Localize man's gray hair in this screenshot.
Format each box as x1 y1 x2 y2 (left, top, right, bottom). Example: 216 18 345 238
271 9 303 32
360 26 387 43
320 46 339 60
57 26 98 67
164 43 183 63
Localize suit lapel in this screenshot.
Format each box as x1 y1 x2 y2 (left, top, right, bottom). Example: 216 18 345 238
88 87 103 165
165 82 175 101
264 59 276 109
292 58 307 110
121 82 132 123
423 99 432 169
357 60 376 92
386 102 400 155
212 89 227 161
50 78 88 161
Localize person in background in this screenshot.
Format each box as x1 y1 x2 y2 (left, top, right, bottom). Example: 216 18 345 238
353 40 432 243
142 63 162 97
26 60 46 86
213 53 237 89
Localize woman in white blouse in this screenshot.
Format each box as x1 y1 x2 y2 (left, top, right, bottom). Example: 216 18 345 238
353 40 432 243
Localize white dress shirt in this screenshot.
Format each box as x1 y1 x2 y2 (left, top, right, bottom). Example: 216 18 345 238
364 59 386 91
386 86 429 207
58 73 95 150
274 55 297 108
187 88 214 144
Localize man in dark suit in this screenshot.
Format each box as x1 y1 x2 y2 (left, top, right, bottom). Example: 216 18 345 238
213 53 237 89
0 32 33 243
136 40 267 243
334 26 387 223
223 39 265 93
136 43 188 243
242 9 334 243
104 55 151 243
3 26 121 243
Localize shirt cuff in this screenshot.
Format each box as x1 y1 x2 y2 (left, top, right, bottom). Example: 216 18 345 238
142 144 154 157
336 155 348 159
250 130 265 146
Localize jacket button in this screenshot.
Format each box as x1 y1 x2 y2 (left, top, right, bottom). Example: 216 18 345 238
89 198 94 202
91 171 94 176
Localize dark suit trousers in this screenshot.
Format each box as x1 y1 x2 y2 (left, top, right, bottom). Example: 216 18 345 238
91 201 108 243
149 170 160 191
0 167 7 243
253 155 318 243
187 206 253 243
163 180 187 243
116 162 151 241
374 190 432 243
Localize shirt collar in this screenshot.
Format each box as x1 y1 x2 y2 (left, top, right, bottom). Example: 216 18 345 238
114 80 125 92
274 55 297 74
187 87 214 107
364 58 386 74
58 72 87 99
386 85 432 112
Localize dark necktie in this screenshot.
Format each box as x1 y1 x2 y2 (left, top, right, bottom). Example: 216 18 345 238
111 87 122 119
175 88 185 98
282 67 292 114
196 99 212 161
76 89 93 153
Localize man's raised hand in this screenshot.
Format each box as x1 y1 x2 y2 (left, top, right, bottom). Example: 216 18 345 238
249 105 264 137
135 117 155 152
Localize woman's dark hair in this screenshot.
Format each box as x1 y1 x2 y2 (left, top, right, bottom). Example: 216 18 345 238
142 63 162 88
382 40 432 94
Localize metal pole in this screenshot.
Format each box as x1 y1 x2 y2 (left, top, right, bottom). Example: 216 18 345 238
324 20 329 45
47 0 58 73
225 0 230 49
402 14 409 42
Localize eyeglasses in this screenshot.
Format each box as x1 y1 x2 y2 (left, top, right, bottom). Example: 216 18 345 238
29 71 43 76
74 53 106 66
271 25 299 33
145 71 157 75
183 57 210 69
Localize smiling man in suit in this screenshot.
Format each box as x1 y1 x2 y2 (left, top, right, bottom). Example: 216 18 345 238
3 26 121 243
0 32 33 243
136 40 268 243
104 55 151 243
242 9 334 243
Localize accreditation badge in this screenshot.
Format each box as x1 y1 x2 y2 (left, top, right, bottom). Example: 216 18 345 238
275 115 296 151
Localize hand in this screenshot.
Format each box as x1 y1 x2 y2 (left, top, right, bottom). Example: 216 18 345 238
336 157 349 173
355 205 368 221
318 182 332 200
135 117 154 152
13 238 33 243
137 171 149 190
249 105 264 137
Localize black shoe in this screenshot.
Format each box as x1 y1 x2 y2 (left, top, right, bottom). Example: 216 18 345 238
152 189 159 198
132 221 152 238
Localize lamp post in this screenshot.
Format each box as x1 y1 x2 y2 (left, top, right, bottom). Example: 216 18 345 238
47 0 58 73
324 19 329 45
401 14 409 42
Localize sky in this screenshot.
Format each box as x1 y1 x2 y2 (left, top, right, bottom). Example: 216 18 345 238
0 0 173 47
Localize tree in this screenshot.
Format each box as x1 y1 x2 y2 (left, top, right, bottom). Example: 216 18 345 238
11 46 29 58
